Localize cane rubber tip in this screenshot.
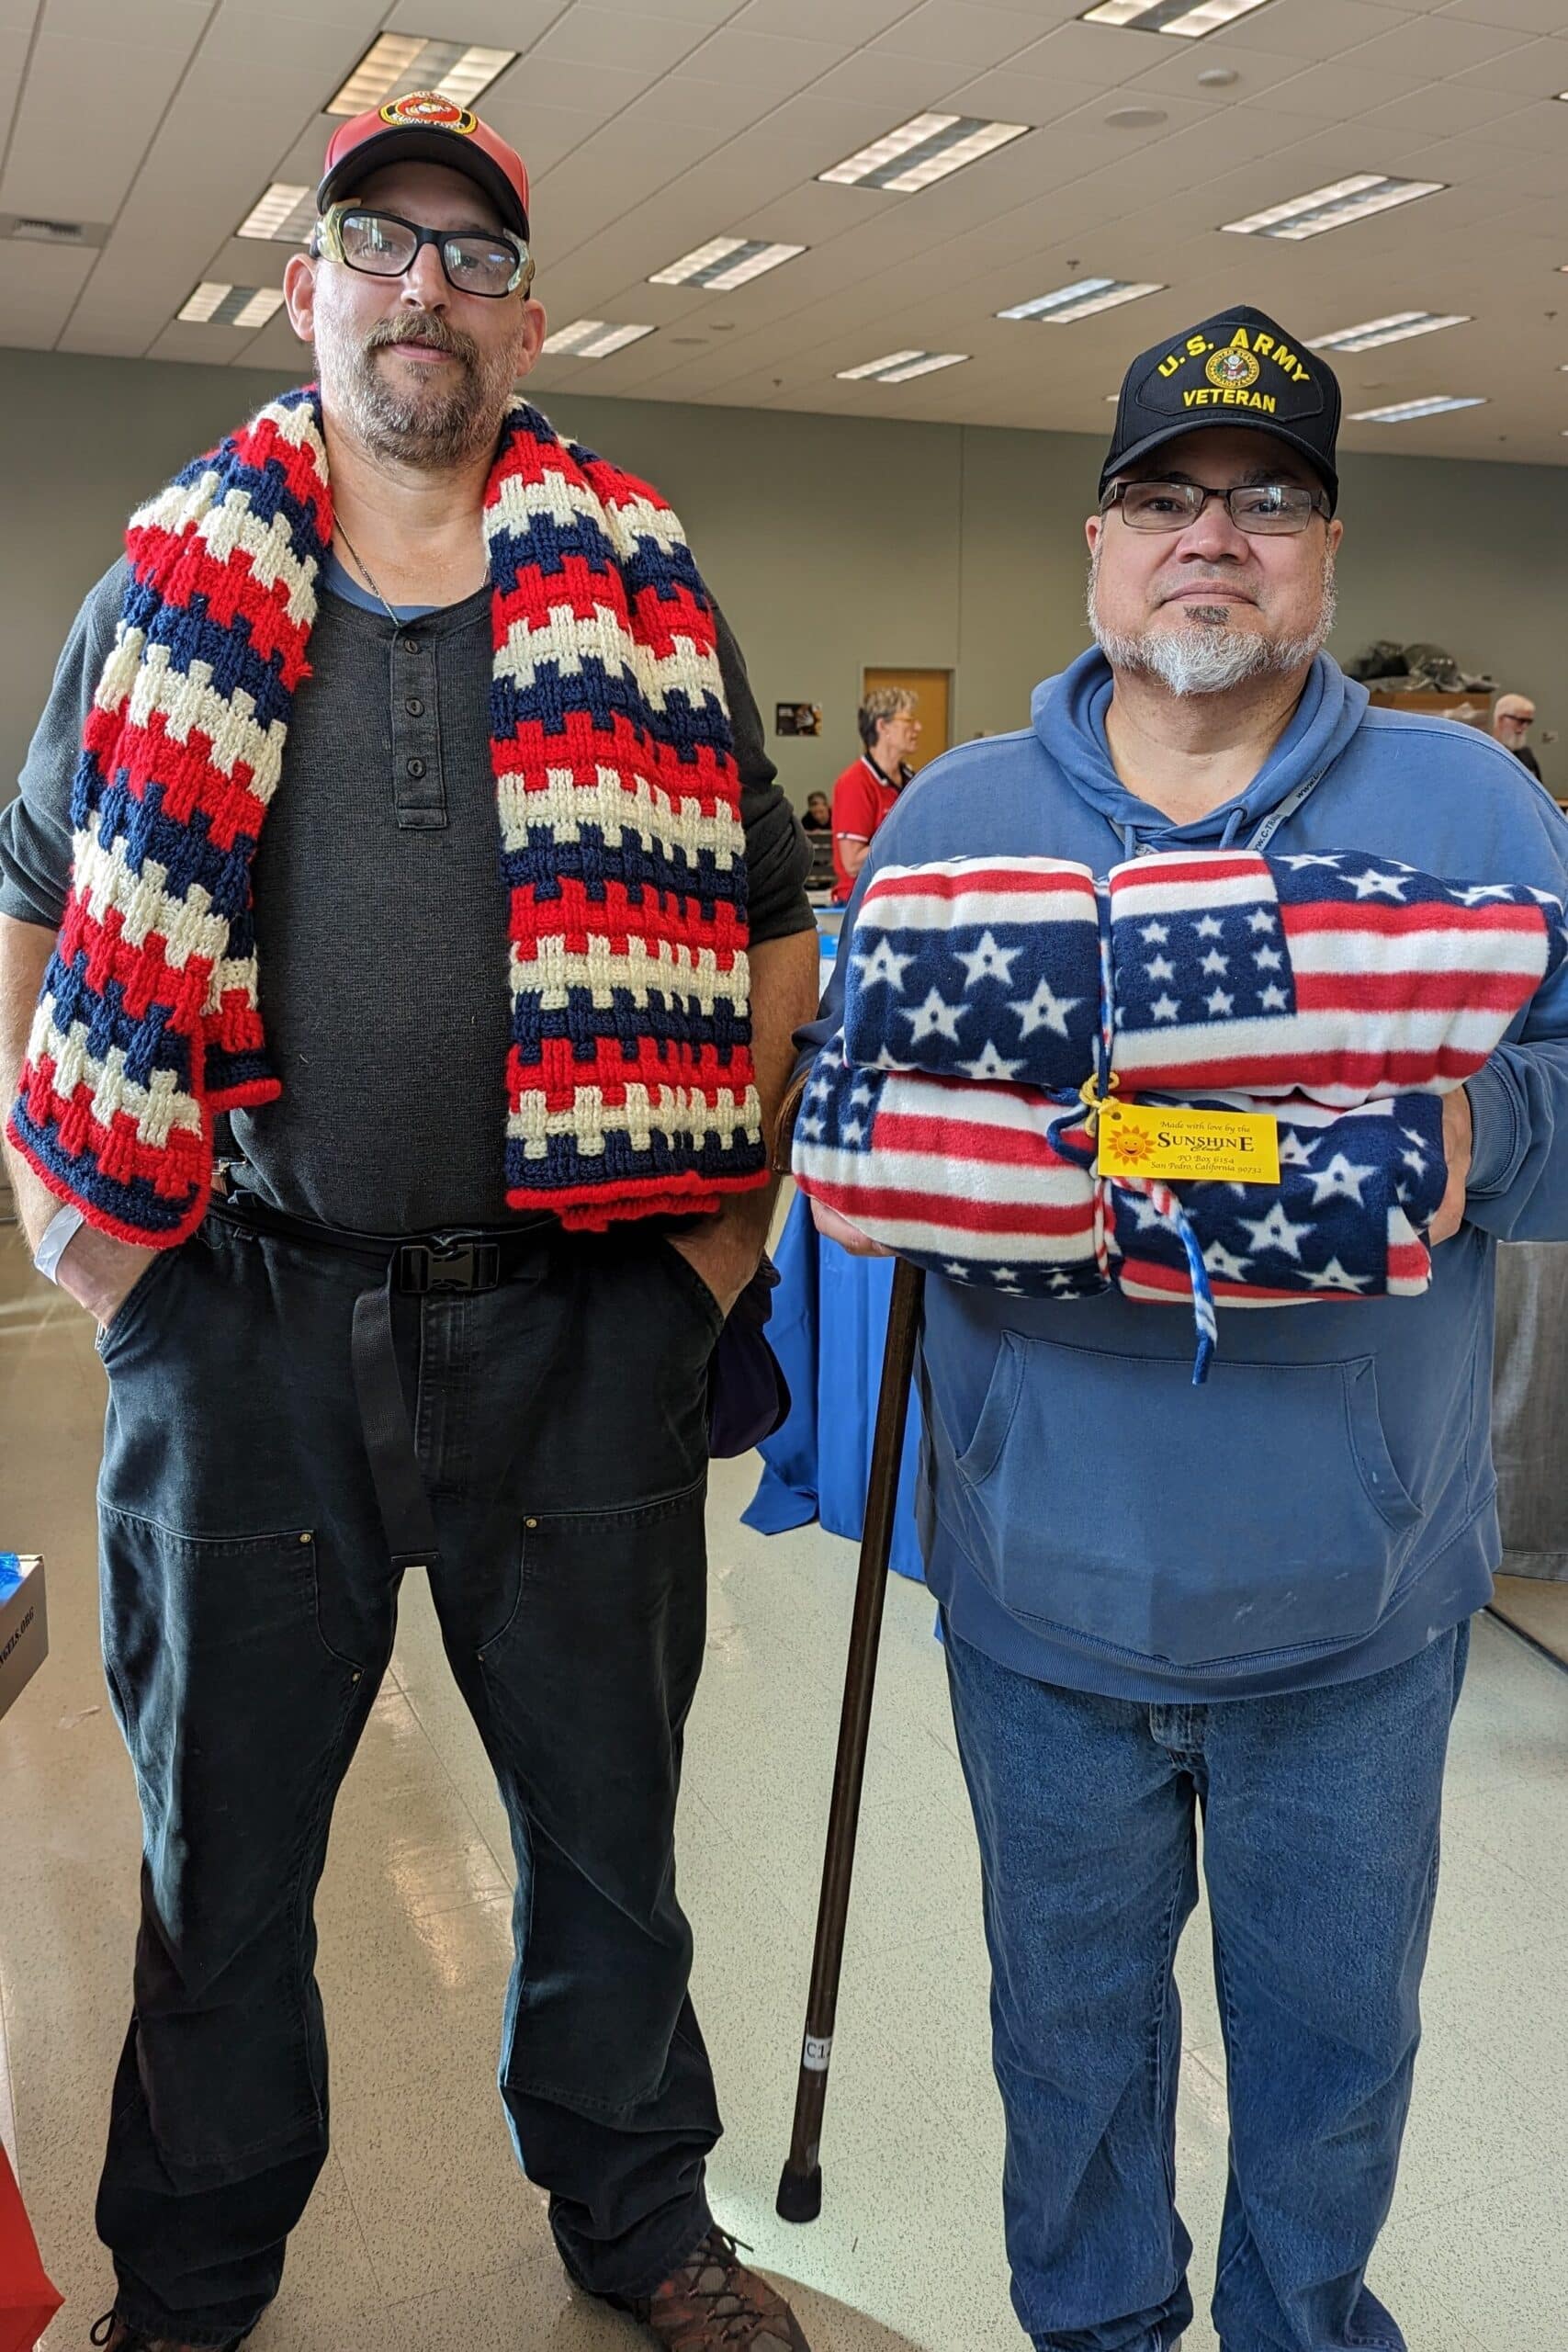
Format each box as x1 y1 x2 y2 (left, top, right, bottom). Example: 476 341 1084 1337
776 2163 823 2223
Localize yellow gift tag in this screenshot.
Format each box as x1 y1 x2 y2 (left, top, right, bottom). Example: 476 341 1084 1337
1097 1100 1280 1186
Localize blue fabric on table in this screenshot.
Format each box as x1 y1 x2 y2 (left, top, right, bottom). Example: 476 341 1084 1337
743 1189 925 1584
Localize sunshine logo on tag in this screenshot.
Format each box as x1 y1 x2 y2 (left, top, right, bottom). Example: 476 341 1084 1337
1097 1102 1280 1186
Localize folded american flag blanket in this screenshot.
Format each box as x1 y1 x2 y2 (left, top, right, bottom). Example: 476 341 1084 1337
795 1043 1446 1305
843 849 1563 1104
805 845 1564 1374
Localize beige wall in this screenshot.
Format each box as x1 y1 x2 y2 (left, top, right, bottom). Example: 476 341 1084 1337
3 346 1563 803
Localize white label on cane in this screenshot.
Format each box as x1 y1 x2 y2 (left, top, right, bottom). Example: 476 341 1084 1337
803 2034 833 2073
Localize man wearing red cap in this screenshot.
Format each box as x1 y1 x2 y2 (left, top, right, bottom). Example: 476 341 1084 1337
0 94 817 2352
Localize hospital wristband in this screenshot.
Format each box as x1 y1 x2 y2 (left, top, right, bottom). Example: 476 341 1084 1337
32 1202 85 1284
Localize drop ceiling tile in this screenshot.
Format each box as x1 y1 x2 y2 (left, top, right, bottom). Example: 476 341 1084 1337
204 236 294 286
868 0 1055 70
621 67 796 133
735 0 916 36
144 318 268 366
1 34 194 220
491 54 670 113
944 69 1139 124
1441 0 1568 29
191 11 376 83
679 26 842 93
0 234 96 349
1223 0 1416 58
1265 60 1441 119
1005 20 1172 88
45 0 205 45
1124 40 1315 100
381 0 570 42
477 96 606 176
1451 34 1568 93
1463 94 1568 148
629 0 750 19
1358 14 1539 72
808 48 971 108
1358 81 1532 132
227 311 310 376
531 5 708 71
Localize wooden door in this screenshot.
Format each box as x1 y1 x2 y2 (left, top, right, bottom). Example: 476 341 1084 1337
862 666 951 770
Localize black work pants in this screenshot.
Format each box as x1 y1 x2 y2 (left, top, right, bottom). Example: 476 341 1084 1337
93 1211 725 2344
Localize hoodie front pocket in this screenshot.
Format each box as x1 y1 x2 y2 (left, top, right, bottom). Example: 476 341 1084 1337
955 1337 1420 1668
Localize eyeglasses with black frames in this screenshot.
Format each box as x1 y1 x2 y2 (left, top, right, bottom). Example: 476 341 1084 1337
311 203 534 300
1100 480 1332 536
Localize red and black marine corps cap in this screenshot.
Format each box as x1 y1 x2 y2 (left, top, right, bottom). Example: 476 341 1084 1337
318 90 530 240
1100 304 1341 512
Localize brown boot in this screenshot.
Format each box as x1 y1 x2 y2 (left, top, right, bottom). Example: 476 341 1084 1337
90 2314 252 2351
621 2229 811 2350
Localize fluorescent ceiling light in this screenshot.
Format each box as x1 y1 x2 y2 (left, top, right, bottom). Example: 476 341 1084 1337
542 319 656 358
237 183 315 243
1082 0 1276 32
327 35 515 116
819 113 1029 193
649 236 806 290
836 349 968 383
1348 395 1487 423
178 284 286 329
1223 175 1444 241
999 277 1164 322
1314 311 1470 353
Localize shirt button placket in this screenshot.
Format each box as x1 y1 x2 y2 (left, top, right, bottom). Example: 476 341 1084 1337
389 632 446 830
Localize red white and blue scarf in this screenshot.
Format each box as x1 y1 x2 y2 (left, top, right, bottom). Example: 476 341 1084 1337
8 387 764 1244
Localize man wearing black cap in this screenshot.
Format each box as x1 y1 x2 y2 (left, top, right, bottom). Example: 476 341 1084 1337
801 304 1568 2349
0 91 818 2352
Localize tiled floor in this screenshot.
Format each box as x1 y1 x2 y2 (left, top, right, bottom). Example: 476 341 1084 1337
2 1216 1565 2350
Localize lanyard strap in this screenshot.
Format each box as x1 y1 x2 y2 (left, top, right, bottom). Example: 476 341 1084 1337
1246 763 1332 853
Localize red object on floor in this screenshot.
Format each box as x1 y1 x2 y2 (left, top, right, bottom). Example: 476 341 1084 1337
0 2145 62 2352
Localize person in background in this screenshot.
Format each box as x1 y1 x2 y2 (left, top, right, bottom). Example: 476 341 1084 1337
1492 692 1543 782
831 687 921 901
801 790 831 833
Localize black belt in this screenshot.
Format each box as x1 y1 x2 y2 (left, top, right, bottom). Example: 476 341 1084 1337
211 1191 558 1574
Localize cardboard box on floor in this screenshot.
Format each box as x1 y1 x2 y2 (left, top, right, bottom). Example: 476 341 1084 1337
0 1555 47 1724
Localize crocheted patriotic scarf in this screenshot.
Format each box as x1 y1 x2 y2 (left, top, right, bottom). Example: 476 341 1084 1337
8 387 763 1246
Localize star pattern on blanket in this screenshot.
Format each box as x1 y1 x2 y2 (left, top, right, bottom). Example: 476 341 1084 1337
953 930 1024 989
1010 978 1082 1038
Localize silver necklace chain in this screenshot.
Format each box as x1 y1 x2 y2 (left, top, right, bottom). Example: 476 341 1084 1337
333 519 404 629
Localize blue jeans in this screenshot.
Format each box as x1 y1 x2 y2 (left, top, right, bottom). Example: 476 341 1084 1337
942 1617 1470 2352
93 1211 727 2344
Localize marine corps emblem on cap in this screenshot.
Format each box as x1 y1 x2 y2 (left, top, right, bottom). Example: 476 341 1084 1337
379 91 479 135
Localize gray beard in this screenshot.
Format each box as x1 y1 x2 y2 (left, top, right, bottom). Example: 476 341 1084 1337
317 314 518 469
1089 560 1337 697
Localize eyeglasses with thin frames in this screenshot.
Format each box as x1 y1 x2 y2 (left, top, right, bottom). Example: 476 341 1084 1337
1100 479 1332 536
311 203 534 300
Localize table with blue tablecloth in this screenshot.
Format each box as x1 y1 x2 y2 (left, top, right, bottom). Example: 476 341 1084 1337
743 909 927 1582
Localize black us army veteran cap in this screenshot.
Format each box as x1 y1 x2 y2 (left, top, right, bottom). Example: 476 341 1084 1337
1100 303 1342 513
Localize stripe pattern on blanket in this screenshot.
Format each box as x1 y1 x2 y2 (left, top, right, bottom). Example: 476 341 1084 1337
848 849 1563 1104
795 1038 1449 1305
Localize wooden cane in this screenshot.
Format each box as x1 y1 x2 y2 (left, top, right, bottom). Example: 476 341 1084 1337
777 1254 926 2223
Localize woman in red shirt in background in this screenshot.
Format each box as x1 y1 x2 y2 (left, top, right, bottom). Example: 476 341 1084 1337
830 687 921 901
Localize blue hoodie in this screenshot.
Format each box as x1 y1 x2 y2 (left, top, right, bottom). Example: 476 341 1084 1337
801 649 1568 1701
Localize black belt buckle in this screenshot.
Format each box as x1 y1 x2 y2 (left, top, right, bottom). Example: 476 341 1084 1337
398 1237 502 1295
